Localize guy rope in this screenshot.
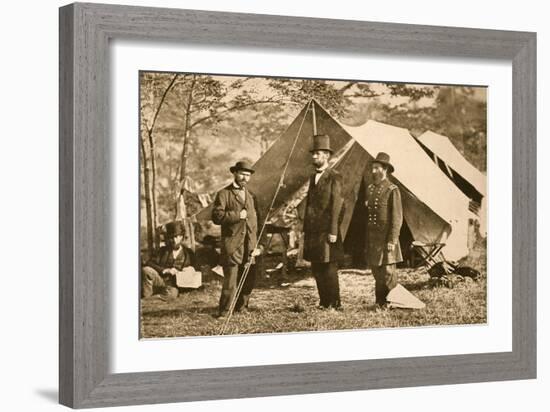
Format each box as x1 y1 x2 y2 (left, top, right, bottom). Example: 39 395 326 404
219 99 316 335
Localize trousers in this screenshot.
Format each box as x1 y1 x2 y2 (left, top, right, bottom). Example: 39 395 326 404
141 266 179 300
371 264 398 305
311 261 341 308
218 263 257 315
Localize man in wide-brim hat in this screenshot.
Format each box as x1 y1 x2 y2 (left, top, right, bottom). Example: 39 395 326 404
141 221 195 300
364 152 403 308
303 134 345 310
211 160 264 318
229 160 255 174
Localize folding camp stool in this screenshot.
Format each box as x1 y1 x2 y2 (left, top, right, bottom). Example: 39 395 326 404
410 240 446 268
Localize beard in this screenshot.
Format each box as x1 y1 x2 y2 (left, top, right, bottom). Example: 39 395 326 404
167 240 180 250
312 158 326 169
372 172 385 184
236 179 248 187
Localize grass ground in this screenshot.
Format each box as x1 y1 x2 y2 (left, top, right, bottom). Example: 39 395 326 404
140 258 487 338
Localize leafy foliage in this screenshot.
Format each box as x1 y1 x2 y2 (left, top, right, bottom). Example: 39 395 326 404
139 73 487 252
365 86 487 170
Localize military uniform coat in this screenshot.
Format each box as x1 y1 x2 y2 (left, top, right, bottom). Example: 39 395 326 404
365 178 403 267
303 168 345 263
212 183 261 266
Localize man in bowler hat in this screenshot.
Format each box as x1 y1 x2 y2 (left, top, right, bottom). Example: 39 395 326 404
364 152 403 308
141 221 195 300
303 134 345 309
212 160 264 318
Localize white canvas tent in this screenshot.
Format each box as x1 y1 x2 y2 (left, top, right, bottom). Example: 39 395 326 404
341 121 472 261
196 100 474 262
417 130 487 236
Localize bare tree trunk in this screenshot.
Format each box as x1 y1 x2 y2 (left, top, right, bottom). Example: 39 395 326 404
173 76 198 251
140 136 155 256
147 131 158 231
179 75 197 185
175 75 197 222
146 73 179 230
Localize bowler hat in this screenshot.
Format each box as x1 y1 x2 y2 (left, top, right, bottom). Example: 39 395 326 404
310 134 333 154
229 160 255 174
165 221 185 238
372 152 394 173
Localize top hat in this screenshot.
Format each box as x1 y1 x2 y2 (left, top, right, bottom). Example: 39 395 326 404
310 134 333 154
165 221 185 238
372 152 395 173
229 160 255 174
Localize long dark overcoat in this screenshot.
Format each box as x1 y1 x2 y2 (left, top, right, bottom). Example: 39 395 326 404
211 184 261 266
303 169 345 263
364 178 403 266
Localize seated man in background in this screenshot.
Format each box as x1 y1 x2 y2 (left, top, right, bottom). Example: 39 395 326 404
141 221 195 300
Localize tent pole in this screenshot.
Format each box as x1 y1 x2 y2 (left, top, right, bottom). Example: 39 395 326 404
219 100 314 335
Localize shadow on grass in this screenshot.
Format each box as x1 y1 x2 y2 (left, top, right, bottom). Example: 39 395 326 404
143 306 219 318
401 280 433 291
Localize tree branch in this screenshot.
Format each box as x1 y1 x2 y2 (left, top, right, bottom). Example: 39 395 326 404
147 73 179 136
189 98 283 129
338 82 357 93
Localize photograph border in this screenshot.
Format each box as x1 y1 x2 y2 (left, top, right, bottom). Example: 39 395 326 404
59 2 536 408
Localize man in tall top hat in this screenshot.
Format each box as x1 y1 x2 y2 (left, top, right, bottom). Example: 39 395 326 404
141 221 195 300
364 152 403 308
303 134 345 309
212 160 264 318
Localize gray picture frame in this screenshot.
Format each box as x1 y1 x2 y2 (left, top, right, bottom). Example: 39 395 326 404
59 2 536 408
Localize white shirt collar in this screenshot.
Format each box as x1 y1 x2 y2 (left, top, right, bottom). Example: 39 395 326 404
314 167 328 184
171 245 182 257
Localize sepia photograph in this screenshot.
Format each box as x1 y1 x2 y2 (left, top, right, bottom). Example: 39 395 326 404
139 72 487 338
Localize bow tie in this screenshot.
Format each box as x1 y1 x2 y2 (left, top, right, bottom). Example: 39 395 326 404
315 169 324 174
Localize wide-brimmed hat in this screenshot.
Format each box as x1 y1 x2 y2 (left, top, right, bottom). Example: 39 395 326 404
165 221 185 238
229 160 255 174
372 152 394 173
309 134 333 154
